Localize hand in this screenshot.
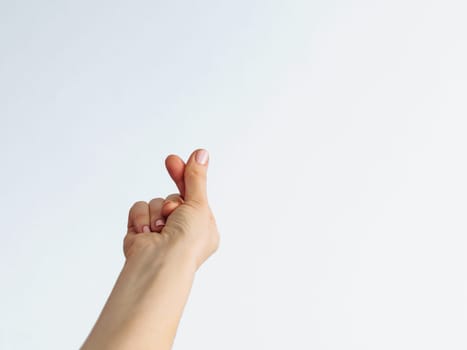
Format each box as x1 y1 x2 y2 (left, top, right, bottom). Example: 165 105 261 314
123 148 220 271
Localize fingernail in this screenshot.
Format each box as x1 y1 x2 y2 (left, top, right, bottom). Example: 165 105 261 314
142 225 151 233
195 149 209 165
155 218 166 227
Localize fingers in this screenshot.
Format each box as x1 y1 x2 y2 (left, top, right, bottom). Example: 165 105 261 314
127 201 150 233
183 148 209 205
161 193 184 217
128 194 183 235
165 154 186 198
149 198 166 233
127 148 208 235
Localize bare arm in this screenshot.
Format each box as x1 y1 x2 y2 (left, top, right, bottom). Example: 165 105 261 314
81 149 219 350
81 243 197 350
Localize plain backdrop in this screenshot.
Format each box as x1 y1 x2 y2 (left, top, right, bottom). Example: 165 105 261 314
1 1 466 349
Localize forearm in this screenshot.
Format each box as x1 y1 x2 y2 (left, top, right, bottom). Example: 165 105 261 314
81 245 197 350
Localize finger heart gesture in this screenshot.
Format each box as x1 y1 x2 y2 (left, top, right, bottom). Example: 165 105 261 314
123 149 220 271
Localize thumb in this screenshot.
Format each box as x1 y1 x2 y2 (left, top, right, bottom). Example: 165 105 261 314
184 148 209 205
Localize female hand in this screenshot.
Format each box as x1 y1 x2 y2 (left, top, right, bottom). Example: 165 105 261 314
123 148 220 271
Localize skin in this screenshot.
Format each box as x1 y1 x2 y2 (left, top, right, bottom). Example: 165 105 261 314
81 148 220 350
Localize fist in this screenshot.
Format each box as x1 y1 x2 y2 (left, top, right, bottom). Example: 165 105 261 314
123 149 220 271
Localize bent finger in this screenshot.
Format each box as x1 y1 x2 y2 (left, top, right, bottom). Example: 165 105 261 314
149 197 166 233
127 201 150 234
161 193 184 217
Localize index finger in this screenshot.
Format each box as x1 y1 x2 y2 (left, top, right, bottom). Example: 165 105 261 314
165 154 186 198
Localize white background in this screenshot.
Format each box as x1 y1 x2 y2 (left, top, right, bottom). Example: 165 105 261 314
1 1 466 349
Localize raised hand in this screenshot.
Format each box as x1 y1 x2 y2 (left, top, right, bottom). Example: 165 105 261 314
82 148 219 350
123 148 220 271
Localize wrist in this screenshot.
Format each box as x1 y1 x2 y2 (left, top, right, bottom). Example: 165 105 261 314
126 234 198 275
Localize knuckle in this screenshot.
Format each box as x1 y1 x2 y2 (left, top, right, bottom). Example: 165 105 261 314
131 236 146 252
165 193 183 203
131 200 147 209
187 166 205 177
210 232 220 253
123 234 133 257
149 197 164 205
123 234 130 247
186 198 206 209
133 213 148 222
